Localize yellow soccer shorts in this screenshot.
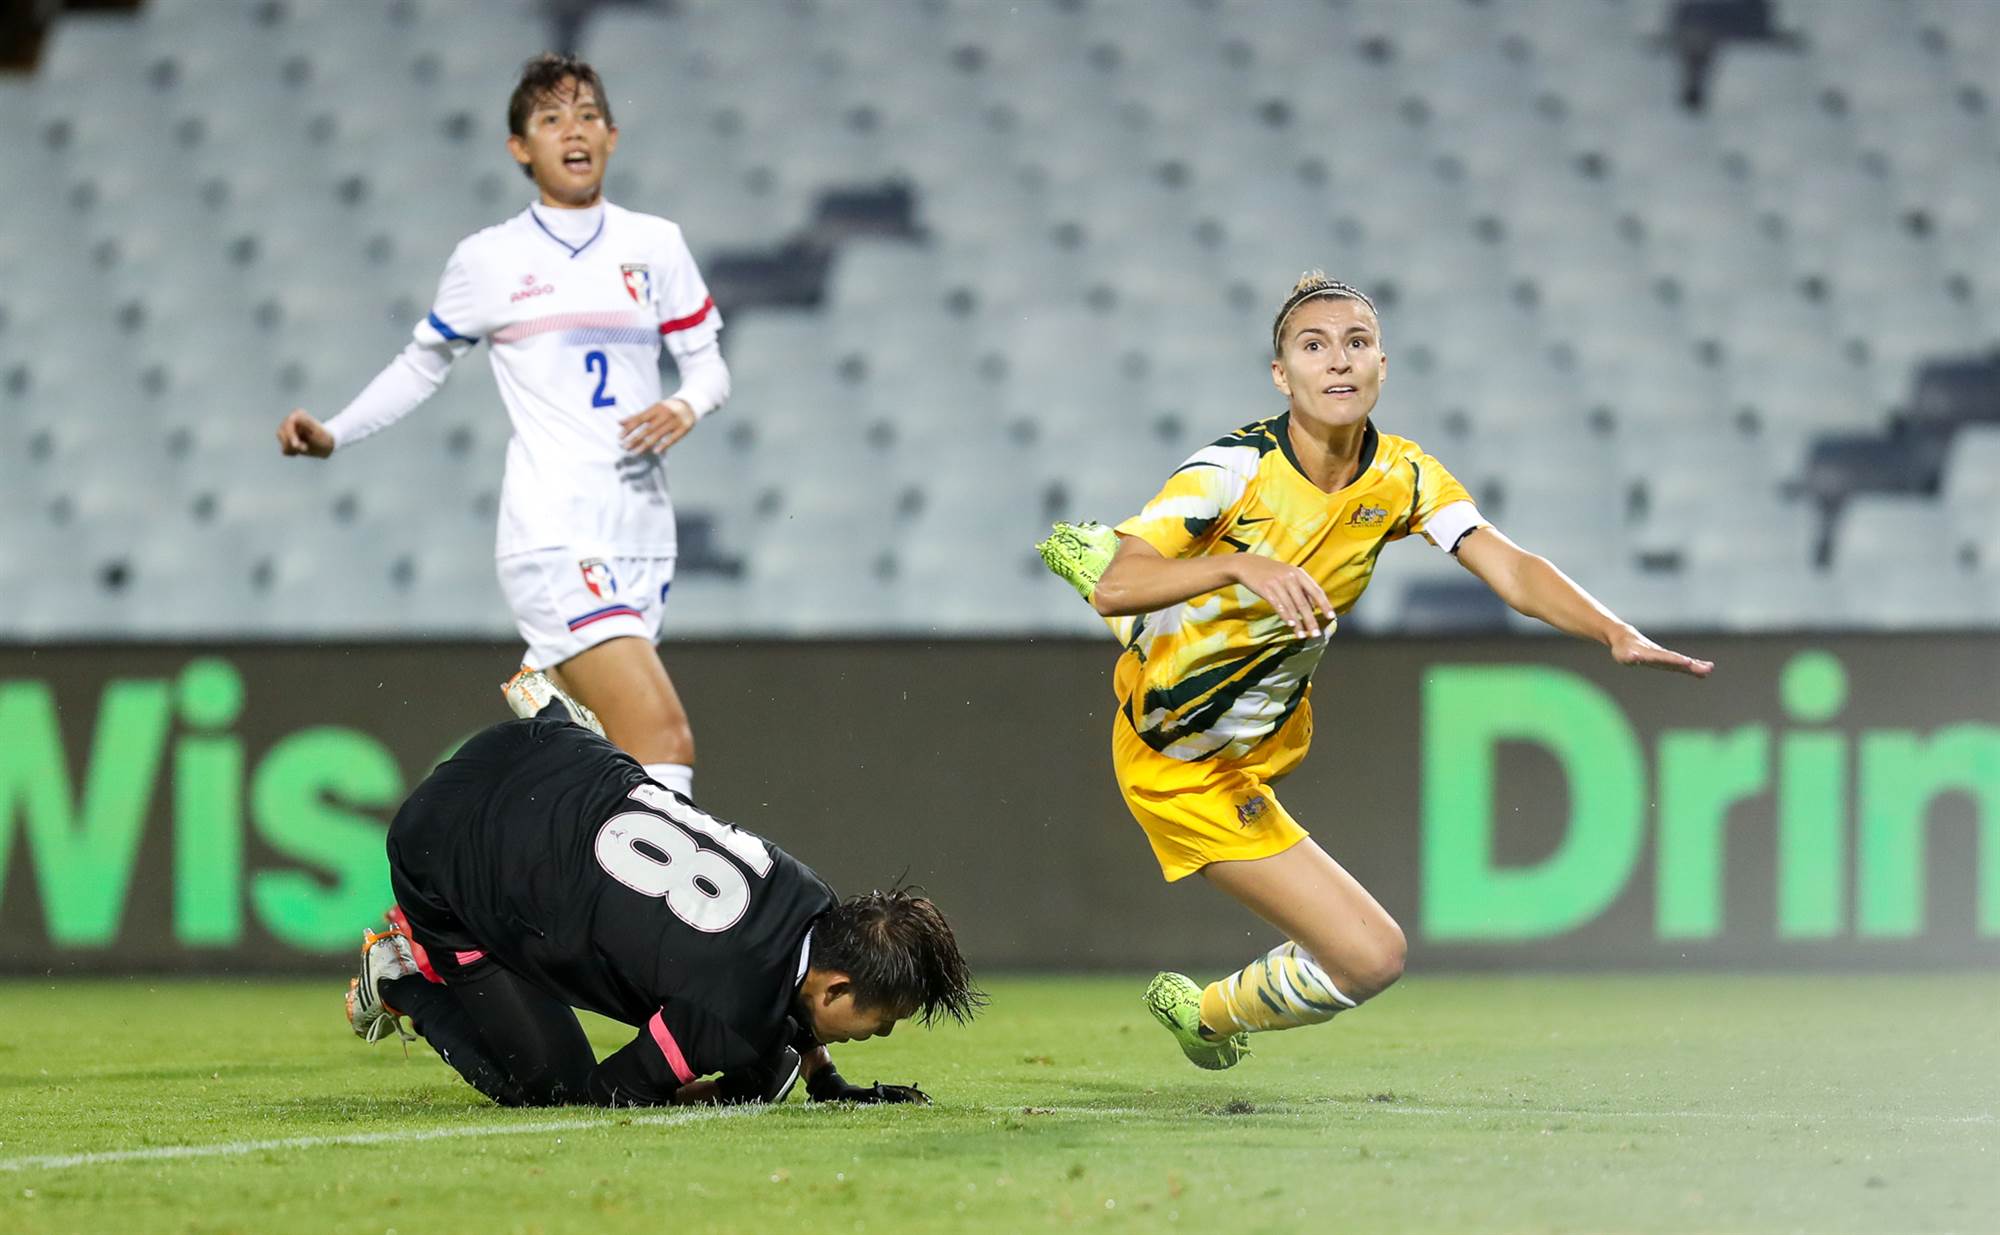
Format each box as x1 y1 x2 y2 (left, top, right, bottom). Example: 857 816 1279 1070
1111 660 1314 882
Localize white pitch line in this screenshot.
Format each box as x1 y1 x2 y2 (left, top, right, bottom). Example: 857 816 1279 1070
4 1100 1987 1176
0 1105 1116 1175
0 1103 764 1174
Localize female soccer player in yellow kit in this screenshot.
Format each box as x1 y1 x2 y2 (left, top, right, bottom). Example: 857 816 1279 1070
1039 272 1713 1069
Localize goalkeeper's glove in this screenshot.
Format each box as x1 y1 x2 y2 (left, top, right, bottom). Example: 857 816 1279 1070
804 1066 931 1105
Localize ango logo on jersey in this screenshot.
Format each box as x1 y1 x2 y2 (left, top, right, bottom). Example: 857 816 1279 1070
511 274 556 303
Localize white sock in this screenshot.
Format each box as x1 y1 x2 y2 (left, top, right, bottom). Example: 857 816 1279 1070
644 762 694 800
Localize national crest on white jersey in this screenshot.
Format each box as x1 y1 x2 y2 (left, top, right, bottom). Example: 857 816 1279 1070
579 558 619 599
620 263 652 306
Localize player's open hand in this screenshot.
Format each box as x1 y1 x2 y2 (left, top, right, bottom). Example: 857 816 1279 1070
827 1080 931 1105
864 1082 931 1105
1228 555 1334 640
276 409 335 458
620 399 697 454
1610 627 1714 678
804 1065 931 1104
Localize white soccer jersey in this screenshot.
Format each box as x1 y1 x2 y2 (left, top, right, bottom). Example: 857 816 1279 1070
415 200 723 558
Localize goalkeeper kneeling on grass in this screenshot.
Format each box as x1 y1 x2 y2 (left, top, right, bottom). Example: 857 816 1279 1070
344 673 982 1106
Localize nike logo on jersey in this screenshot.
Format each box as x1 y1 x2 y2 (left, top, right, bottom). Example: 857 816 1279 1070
1224 514 1271 551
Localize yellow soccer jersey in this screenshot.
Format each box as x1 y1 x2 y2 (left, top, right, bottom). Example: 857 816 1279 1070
1113 414 1486 762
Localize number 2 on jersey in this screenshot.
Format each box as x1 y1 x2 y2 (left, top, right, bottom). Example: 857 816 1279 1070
584 350 616 408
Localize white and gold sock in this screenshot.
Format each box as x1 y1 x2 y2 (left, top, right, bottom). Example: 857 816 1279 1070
1200 941 1357 1035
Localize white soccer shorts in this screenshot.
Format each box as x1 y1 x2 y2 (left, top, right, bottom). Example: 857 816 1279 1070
497 548 676 671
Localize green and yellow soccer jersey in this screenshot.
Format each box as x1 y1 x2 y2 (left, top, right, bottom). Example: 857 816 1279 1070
1113 413 1487 762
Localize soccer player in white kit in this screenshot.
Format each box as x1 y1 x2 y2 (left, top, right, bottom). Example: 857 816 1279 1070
275 54 724 800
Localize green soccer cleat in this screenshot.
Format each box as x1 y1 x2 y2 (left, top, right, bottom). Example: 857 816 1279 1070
1144 972 1250 1071
1036 521 1118 601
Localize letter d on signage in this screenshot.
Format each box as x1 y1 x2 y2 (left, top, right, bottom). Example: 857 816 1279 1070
1423 666 1645 939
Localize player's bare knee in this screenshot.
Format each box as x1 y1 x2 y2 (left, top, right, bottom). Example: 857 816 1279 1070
1308 924 1404 1003
1361 942 1407 997
1351 926 1407 999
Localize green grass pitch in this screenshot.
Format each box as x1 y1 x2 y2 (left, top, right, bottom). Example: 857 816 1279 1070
1 974 1993 1234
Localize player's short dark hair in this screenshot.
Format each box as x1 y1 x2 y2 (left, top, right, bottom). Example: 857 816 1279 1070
1272 269 1379 355
507 52 614 143
811 889 984 1027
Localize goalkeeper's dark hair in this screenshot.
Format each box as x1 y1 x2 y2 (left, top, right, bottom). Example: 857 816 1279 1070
811 888 985 1026
1272 270 1379 355
507 53 614 168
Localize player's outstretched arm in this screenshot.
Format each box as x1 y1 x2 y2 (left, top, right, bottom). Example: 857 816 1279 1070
277 328 463 460
1455 526 1714 678
275 408 336 458
1094 535 1333 638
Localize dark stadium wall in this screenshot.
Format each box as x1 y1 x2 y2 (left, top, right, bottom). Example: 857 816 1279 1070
0 636 1996 974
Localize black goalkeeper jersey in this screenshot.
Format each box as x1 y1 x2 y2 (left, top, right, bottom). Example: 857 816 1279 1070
387 716 836 1090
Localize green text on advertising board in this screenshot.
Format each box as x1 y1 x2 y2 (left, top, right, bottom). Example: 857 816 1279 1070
1423 652 2000 940
0 659 408 950
3 652 1994 951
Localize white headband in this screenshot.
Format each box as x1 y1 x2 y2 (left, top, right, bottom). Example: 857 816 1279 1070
1273 285 1376 353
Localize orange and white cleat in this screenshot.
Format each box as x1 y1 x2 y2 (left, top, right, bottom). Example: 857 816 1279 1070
345 925 419 1047
500 666 606 737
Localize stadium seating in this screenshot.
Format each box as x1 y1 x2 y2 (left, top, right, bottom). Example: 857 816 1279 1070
2 0 1996 638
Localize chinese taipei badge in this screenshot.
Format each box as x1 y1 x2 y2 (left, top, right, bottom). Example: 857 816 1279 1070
579 558 618 599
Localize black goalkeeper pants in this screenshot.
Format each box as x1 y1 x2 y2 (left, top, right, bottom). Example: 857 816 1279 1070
377 715 603 1106
380 966 599 1107
378 712 684 1107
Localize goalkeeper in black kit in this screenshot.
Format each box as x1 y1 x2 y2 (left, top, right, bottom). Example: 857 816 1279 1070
345 676 982 1106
